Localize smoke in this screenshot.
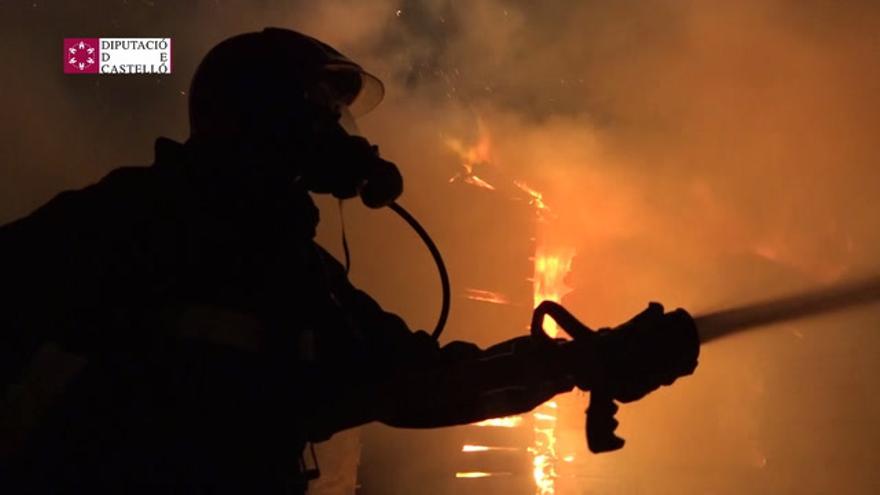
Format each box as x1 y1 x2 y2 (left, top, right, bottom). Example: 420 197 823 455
3 0 880 493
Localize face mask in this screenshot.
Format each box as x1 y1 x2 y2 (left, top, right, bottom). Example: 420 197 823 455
300 103 402 209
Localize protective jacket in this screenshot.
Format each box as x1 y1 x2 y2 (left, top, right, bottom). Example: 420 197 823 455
0 138 573 493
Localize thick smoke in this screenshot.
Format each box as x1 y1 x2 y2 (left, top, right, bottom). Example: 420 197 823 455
2 1 880 493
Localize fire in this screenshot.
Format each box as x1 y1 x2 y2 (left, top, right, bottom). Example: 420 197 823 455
473 416 523 428
451 171 497 191
465 288 511 305
446 119 496 190
456 472 508 479
529 198 575 494
467 242 572 494
452 122 575 495
528 396 564 494
533 412 557 422
462 444 492 453
514 180 552 214
462 445 519 453
531 453 555 494
532 245 575 339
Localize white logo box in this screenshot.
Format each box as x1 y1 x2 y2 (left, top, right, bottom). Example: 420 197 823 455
99 38 172 74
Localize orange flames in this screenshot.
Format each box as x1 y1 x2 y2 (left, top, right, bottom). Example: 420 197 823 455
446 119 496 190
464 288 511 305
462 445 520 453
532 245 575 340
451 121 575 495
455 471 512 478
472 416 524 428
529 243 574 494
514 180 552 215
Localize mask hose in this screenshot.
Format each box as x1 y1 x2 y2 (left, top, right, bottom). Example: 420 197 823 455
387 202 450 341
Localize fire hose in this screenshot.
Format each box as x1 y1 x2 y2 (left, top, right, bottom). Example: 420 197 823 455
388 202 450 340
530 275 880 453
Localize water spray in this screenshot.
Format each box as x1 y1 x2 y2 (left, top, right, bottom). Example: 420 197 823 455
695 275 880 343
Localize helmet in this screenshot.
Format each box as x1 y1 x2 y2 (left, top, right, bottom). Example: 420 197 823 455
188 28 384 137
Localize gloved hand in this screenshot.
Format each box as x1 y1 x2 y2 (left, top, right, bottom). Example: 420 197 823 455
531 300 699 453
593 302 699 403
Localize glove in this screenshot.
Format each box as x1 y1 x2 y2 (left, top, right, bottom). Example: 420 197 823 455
594 302 699 403
528 300 699 453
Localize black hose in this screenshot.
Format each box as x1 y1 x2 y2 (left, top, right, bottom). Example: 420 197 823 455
388 202 450 340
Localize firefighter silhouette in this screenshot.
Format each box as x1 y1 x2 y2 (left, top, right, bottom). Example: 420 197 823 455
0 28 698 493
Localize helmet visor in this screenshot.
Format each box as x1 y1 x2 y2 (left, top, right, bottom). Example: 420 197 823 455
320 64 385 117
306 65 383 135
338 105 361 136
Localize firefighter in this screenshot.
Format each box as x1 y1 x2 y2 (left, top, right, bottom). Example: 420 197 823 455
0 28 698 493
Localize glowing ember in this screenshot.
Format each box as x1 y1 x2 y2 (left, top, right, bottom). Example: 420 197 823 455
465 288 511 305
533 412 557 422
446 119 497 191
462 445 491 453
462 445 520 453
455 471 512 479
450 123 574 495
531 453 555 494
514 180 552 214
473 416 524 428
454 173 497 191
529 187 575 494
532 245 575 340
529 404 562 494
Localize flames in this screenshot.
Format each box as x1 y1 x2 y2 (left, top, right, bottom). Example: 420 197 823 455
514 180 552 215
446 119 496 191
449 122 576 494
473 416 524 428
464 288 511 305
462 445 519 453
455 471 511 479
530 401 561 494
528 243 574 494
531 246 575 339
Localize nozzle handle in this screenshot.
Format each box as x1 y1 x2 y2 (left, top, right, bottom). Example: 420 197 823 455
585 388 625 453
530 301 625 453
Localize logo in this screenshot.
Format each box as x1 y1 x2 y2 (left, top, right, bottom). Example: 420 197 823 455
63 38 172 75
63 38 99 74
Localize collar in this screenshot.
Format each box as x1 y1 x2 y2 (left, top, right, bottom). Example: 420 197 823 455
154 136 186 165
151 136 320 239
